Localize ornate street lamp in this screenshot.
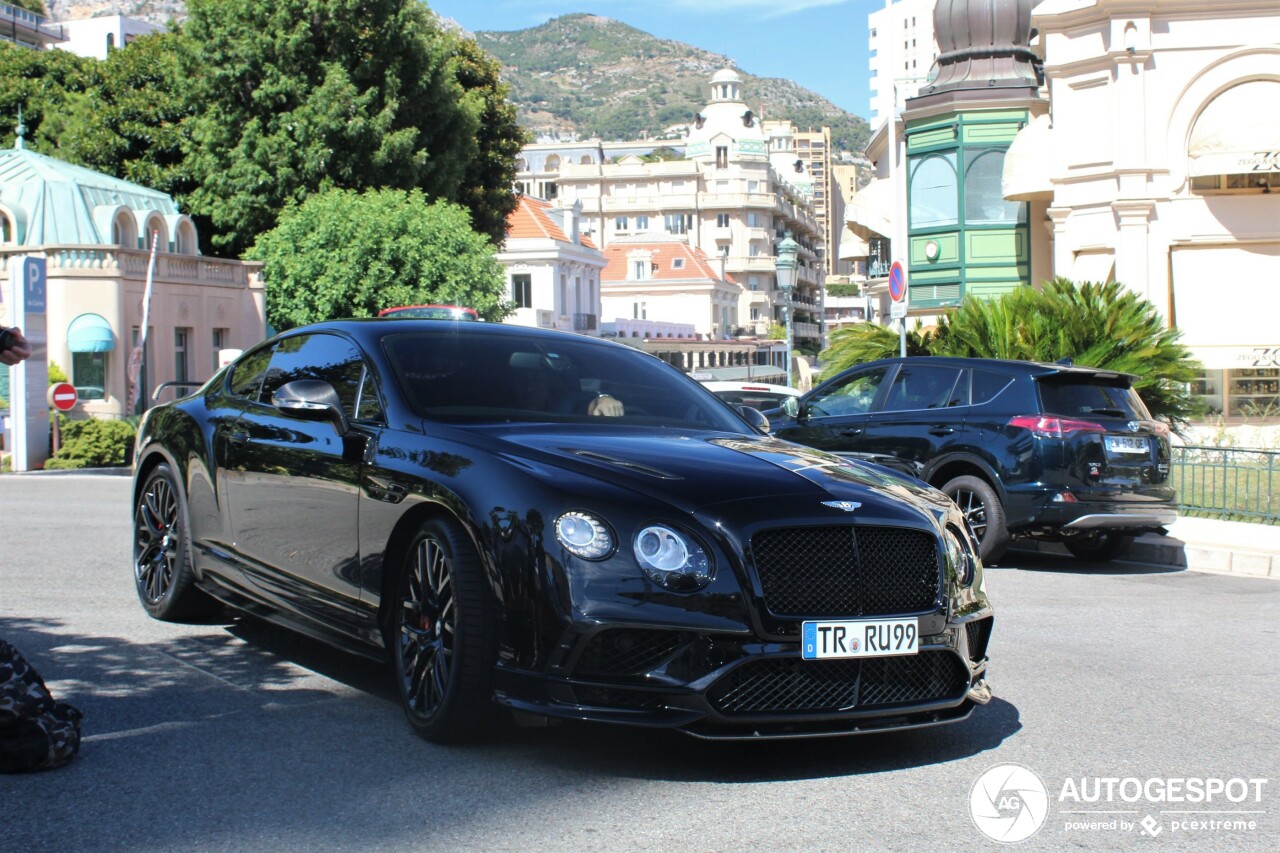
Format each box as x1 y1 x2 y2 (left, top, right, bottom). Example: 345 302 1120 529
775 232 800 388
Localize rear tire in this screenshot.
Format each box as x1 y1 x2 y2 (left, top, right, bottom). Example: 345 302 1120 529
133 463 217 621
1064 532 1135 563
941 475 1009 564
391 518 498 743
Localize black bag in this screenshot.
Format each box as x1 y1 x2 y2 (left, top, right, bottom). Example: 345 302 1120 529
0 639 83 773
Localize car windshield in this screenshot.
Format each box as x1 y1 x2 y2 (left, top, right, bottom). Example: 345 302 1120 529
383 331 754 432
1038 377 1152 420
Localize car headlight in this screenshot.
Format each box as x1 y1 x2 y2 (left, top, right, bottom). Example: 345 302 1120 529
944 524 978 585
634 524 713 591
555 511 614 560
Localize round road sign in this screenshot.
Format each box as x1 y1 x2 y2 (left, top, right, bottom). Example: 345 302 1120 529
48 382 78 412
888 261 908 303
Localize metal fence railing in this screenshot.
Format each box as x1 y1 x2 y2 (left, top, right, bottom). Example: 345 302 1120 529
1170 445 1280 524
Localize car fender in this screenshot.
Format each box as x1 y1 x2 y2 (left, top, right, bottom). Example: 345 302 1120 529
923 451 1008 503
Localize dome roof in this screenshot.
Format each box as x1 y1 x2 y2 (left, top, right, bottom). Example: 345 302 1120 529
711 68 742 85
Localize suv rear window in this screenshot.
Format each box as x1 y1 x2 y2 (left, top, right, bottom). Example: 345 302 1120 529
1038 377 1151 420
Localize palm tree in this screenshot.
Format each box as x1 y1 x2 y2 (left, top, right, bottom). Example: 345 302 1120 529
817 279 1202 428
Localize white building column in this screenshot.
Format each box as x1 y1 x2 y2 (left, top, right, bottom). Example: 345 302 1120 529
1112 200 1159 314
1047 207 1073 282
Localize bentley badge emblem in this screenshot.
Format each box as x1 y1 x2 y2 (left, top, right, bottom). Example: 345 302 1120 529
821 501 862 512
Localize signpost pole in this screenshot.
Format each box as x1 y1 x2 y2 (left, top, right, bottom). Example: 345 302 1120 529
888 260 908 358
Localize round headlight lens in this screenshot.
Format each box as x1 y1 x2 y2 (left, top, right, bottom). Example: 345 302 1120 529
555 512 613 560
633 525 713 591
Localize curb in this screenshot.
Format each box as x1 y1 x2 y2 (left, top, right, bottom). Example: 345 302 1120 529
1019 532 1280 579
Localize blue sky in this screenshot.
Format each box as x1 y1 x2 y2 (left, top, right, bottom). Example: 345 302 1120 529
427 1 882 120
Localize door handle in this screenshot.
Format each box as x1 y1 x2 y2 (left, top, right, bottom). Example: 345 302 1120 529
838 428 864 437
929 426 955 436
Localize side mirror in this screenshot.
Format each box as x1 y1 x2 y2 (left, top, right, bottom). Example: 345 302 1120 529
736 404 770 433
272 379 350 435
781 396 800 418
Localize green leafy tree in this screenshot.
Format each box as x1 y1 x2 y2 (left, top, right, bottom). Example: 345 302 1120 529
445 32 528 245
8 1 45 15
250 188 511 330
65 32 199 208
0 42 96 156
179 0 484 257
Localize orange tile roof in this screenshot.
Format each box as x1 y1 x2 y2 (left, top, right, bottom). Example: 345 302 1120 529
601 241 737 285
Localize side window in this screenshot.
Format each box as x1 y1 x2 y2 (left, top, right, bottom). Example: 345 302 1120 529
808 368 887 416
355 368 385 423
261 333 366 418
882 365 965 412
229 346 274 401
972 369 1014 406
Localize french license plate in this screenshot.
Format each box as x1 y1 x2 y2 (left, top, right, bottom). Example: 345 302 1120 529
1105 435 1149 454
801 618 919 660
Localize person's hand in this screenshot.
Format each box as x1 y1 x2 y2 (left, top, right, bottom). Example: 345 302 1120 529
0 327 32 366
587 393 624 417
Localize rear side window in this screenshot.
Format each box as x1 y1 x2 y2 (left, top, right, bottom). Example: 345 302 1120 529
1038 378 1151 420
882 365 965 411
971 369 1014 405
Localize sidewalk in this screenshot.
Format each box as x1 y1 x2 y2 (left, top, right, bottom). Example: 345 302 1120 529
1025 515 1280 578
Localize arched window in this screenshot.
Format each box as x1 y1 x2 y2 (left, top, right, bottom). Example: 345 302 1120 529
909 153 958 228
964 149 1025 225
515 157 527 171
580 155 593 165
545 154 561 171
0 212 12 244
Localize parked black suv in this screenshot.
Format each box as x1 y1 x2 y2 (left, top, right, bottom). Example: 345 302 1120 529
768 357 1177 563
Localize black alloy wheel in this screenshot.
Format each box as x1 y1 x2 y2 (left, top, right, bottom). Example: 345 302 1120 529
942 475 1010 564
393 518 497 743
1064 531 1135 563
133 463 215 621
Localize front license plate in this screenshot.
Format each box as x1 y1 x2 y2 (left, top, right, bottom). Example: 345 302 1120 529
802 618 919 660
1105 435 1149 454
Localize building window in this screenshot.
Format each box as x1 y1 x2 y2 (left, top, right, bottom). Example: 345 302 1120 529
717 213 731 228
512 274 532 308
633 302 647 319
964 149 1025 225
748 275 761 291
174 327 191 383
0 213 12 243
715 146 729 169
72 352 107 400
664 214 691 234
545 182 558 200
909 152 959 228
631 260 648 280
212 327 228 373
672 258 685 270
635 215 649 230
615 216 629 231
747 212 760 228
749 242 761 257
1191 173 1280 193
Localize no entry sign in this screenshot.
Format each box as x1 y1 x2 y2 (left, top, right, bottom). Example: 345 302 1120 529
47 382 79 412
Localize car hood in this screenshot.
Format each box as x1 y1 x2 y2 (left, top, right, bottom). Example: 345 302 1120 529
479 426 944 521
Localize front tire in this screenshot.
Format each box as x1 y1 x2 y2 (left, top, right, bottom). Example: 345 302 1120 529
133 463 216 621
941 475 1009 564
392 518 498 743
1064 532 1135 562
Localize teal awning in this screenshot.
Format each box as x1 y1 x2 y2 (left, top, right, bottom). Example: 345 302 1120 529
67 313 115 352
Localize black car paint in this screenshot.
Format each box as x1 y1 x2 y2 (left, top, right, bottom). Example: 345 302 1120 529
768 356 1176 550
133 320 992 739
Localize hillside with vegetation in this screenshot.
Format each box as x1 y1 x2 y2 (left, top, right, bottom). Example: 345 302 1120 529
472 14 869 153
49 4 870 154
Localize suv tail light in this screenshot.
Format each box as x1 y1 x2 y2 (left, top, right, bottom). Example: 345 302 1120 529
1009 415 1107 438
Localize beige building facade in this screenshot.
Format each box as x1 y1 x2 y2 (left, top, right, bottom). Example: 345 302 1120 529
1007 0 1280 418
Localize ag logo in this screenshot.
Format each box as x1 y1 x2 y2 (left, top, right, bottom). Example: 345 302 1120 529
969 763 1049 843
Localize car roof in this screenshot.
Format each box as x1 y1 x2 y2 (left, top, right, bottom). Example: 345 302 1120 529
272 317 646 354
841 355 1135 382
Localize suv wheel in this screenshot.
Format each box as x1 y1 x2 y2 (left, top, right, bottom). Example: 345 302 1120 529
1064 532 1134 563
942 475 1009 564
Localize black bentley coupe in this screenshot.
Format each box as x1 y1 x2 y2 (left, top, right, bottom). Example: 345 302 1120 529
131 319 993 742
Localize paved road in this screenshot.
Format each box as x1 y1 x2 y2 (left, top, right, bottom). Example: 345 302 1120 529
2 475 1277 852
